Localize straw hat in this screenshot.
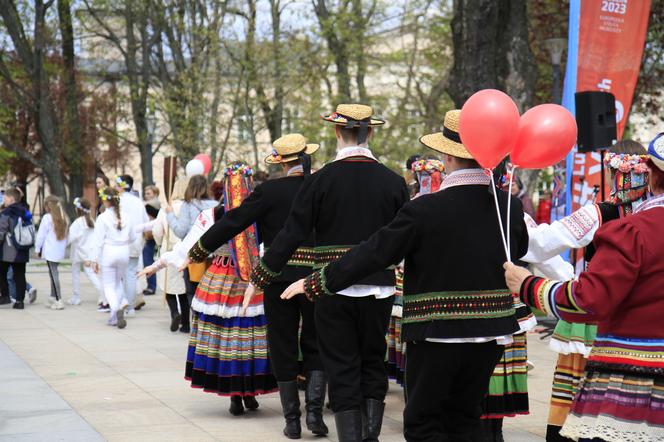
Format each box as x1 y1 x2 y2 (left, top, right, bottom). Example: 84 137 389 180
647 133 664 172
322 104 385 127
265 133 320 165
419 110 473 159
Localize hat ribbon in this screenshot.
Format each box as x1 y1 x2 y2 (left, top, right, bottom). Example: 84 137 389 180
443 126 462 144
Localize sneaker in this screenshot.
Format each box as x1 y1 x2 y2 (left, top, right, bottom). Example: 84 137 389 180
527 360 535 371
116 307 127 329
47 296 57 305
12 301 24 310
97 304 111 313
125 309 136 318
143 288 156 295
134 301 146 311
107 312 118 326
0 296 11 305
28 288 37 304
68 297 81 306
50 300 65 310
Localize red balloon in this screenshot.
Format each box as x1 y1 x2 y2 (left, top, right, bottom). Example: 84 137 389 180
459 89 520 169
194 153 212 174
511 104 577 169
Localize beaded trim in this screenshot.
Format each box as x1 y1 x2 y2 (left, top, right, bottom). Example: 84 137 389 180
188 240 212 263
402 290 515 324
303 267 334 301
249 259 281 289
312 245 352 269
288 247 316 267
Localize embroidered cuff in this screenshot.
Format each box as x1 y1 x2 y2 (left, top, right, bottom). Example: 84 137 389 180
250 259 281 290
188 240 212 263
303 267 334 301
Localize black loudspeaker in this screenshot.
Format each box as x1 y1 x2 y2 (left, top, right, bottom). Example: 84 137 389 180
575 91 617 152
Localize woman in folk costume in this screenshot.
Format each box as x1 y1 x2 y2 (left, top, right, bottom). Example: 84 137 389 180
388 158 445 386
519 140 650 442
141 163 277 415
504 134 664 442
151 177 190 333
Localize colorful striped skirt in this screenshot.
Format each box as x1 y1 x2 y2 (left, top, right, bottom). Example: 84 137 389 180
482 333 529 419
387 315 406 385
185 257 277 396
548 352 588 428
560 370 664 441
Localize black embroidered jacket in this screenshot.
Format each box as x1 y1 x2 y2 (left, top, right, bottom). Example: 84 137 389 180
188 175 315 282
304 182 529 341
251 157 410 289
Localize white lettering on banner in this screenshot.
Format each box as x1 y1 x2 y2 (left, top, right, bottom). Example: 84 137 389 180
600 1 627 15
615 100 624 122
597 78 612 90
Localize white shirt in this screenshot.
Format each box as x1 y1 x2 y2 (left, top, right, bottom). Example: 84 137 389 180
91 207 137 262
35 213 67 262
120 192 148 257
159 207 215 268
68 216 96 263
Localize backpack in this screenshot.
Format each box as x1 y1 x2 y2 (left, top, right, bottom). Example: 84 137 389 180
10 217 35 250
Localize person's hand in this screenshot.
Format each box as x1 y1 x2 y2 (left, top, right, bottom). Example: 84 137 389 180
138 265 158 278
281 279 305 300
177 257 191 272
503 262 533 293
92 262 100 274
241 283 257 316
165 205 173 214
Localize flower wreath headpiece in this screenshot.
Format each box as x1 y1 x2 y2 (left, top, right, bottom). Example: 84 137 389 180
411 159 445 173
73 197 91 213
604 153 649 174
224 163 253 176
114 175 129 190
98 187 120 202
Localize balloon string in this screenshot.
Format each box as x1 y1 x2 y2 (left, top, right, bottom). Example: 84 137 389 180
489 172 510 262
506 167 515 262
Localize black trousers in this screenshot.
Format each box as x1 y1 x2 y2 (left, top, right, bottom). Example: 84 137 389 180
315 294 393 412
404 340 504 442
165 293 190 329
263 281 321 381
0 262 26 302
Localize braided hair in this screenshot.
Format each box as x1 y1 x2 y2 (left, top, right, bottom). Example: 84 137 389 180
99 187 122 230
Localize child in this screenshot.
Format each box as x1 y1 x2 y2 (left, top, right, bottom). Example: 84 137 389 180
91 187 136 329
68 197 102 305
0 188 33 309
35 195 68 310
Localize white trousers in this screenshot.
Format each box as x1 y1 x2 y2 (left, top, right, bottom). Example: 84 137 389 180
72 261 102 299
122 257 139 311
101 245 129 312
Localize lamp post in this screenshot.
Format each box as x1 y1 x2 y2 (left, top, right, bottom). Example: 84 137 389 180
545 38 567 104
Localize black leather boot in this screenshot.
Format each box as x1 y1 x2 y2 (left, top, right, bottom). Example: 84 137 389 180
334 410 363 442
278 381 302 439
363 399 385 442
305 371 329 436
229 395 244 416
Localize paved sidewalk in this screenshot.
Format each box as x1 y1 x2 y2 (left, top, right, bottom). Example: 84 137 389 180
0 265 551 441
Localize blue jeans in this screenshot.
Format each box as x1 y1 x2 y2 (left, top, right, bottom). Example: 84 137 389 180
8 267 32 300
142 239 156 291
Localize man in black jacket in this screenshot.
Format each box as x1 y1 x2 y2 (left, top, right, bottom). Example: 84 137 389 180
248 104 409 441
186 134 326 439
282 109 529 442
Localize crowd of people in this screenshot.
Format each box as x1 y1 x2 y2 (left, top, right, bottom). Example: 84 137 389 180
0 101 663 442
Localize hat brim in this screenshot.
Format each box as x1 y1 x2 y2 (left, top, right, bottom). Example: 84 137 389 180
321 115 385 127
419 133 474 160
264 144 320 164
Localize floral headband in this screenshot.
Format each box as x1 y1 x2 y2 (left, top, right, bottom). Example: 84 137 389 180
604 153 649 174
224 163 253 176
411 159 445 173
114 175 129 190
98 187 120 201
73 197 90 213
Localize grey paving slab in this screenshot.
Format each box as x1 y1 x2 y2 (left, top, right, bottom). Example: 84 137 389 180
0 341 103 441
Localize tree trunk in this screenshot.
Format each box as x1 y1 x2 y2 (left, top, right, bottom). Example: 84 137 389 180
57 0 84 211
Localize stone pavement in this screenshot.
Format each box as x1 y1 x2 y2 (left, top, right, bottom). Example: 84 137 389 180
0 263 552 441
